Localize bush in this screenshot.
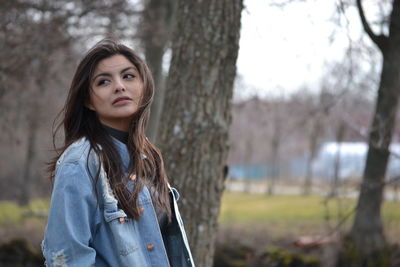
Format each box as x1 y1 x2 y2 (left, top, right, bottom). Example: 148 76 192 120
0 238 43 267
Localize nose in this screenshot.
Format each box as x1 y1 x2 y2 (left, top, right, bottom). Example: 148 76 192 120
114 78 125 92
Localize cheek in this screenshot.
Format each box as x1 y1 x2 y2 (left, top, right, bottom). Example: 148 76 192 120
135 89 143 99
88 92 108 111
85 95 95 110
137 90 146 106
138 83 145 96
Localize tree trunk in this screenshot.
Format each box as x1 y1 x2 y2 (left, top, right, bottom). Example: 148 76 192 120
303 117 322 195
268 112 281 195
330 121 345 197
348 48 400 264
18 112 39 206
243 138 253 193
18 69 46 206
142 0 176 142
157 1 243 266
344 1 400 265
17 42 49 206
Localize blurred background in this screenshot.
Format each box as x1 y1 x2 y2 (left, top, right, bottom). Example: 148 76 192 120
0 0 400 266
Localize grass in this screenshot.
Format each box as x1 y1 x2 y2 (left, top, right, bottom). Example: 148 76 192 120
0 199 49 226
219 192 400 240
1 192 400 243
0 199 49 246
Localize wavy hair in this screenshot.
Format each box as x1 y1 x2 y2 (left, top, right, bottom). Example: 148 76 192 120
48 38 171 220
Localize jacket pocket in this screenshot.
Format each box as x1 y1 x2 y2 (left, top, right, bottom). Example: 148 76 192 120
104 209 140 257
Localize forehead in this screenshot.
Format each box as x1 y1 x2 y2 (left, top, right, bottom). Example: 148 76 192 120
94 54 136 73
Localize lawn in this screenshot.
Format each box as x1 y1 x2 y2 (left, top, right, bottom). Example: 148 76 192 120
219 192 400 241
1 192 399 244
0 199 49 246
0 199 49 226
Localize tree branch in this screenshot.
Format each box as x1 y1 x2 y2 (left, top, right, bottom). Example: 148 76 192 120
389 0 400 38
356 0 387 51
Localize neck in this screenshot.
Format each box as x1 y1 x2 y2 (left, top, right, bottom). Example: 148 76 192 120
99 117 132 132
102 124 129 144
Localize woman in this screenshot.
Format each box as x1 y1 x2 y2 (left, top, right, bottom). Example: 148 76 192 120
42 39 194 267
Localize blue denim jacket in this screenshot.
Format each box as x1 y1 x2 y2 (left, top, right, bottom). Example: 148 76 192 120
42 138 194 267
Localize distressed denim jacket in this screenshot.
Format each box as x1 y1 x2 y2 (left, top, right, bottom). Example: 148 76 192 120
42 138 195 267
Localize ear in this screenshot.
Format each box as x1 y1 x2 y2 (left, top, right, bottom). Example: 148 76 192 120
85 100 95 111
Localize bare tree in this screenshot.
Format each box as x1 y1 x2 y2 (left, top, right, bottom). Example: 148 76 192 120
303 115 323 195
266 101 283 195
303 90 333 195
157 0 243 266
339 0 400 266
0 1 76 204
0 0 142 203
330 121 346 197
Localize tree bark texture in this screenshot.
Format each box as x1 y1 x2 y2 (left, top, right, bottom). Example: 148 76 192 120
141 0 176 142
157 1 243 266
349 0 400 263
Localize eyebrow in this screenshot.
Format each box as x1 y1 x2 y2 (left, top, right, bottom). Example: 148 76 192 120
92 66 138 81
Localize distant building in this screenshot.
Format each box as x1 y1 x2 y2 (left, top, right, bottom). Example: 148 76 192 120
229 164 268 180
313 142 400 180
228 142 400 181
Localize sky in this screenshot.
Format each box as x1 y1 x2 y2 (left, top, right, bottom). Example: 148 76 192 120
235 0 367 99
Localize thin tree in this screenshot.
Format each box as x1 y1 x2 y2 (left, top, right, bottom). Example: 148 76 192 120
0 0 140 203
330 121 345 197
157 0 243 266
267 101 283 195
303 116 322 195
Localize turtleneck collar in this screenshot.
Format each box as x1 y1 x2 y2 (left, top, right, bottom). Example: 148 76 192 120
102 124 129 145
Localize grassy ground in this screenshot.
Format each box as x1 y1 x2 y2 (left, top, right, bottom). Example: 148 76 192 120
0 199 49 225
1 190 399 246
219 192 400 242
0 199 49 246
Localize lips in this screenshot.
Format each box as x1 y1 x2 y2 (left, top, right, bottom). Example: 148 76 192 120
112 96 132 105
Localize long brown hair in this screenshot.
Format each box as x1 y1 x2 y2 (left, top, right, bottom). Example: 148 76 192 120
48 38 171 220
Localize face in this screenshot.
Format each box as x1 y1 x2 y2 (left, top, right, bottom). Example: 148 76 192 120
86 54 144 131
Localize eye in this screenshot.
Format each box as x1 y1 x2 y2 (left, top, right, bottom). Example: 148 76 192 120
97 79 110 86
123 73 135 79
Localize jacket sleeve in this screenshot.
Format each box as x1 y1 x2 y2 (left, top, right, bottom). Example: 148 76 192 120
42 162 100 267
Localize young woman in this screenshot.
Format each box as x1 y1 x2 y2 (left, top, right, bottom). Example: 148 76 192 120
41 39 194 267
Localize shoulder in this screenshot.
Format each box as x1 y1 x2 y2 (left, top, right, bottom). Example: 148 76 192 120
54 138 100 188
57 138 92 165
53 139 100 198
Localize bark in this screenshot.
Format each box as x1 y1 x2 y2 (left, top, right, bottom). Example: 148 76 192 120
18 109 39 205
330 121 345 197
141 0 176 142
303 117 322 195
268 109 281 195
157 1 243 266
243 138 253 193
18 59 48 205
347 0 400 264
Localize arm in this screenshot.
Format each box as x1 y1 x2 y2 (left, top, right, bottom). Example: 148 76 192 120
42 162 99 267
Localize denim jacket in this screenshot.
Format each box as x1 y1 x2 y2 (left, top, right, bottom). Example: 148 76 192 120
42 138 194 267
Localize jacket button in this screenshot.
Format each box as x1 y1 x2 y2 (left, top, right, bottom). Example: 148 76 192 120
139 206 144 214
147 244 155 251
